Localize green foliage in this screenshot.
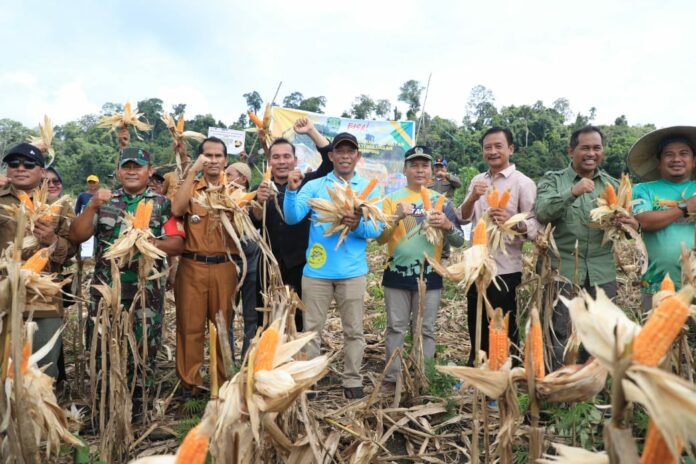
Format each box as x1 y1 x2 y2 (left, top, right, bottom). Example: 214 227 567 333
181 397 207 418
174 416 201 442
424 357 458 397
544 400 604 449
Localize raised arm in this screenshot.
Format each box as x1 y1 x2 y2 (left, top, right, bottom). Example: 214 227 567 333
171 155 208 216
283 170 312 225
69 188 112 244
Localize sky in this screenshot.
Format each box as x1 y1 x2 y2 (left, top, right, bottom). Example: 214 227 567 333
1 0 695 129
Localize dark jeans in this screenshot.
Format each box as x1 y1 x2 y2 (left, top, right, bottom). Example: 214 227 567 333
233 241 261 359
466 272 522 366
550 277 617 370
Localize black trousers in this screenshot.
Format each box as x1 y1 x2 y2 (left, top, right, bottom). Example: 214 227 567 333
466 272 522 367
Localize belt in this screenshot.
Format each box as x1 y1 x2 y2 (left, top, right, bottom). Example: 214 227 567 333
182 252 231 264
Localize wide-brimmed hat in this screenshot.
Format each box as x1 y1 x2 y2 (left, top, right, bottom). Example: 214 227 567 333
627 126 696 181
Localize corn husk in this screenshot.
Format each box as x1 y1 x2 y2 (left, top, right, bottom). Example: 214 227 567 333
98 101 153 150
309 182 389 249
681 243 696 289
426 243 496 294
0 242 69 305
535 358 608 403
5 322 83 459
484 211 528 255
1 180 70 251
538 443 609 464
246 104 274 153
436 363 512 399
27 115 55 167
161 113 205 177
589 174 647 276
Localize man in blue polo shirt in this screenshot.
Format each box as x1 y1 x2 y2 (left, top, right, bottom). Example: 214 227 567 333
284 132 383 399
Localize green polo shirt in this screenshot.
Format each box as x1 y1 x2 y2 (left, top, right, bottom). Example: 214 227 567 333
535 164 619 285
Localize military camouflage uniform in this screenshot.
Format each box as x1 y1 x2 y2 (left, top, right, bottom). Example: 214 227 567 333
87 188 171 378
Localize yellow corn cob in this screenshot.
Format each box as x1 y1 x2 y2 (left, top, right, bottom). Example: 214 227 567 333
660 274 675 292
472 219 487 246
42 204 62 222
175 424 210 464
641 422 679 464
421 185 432 211
488 309 509 371
237 191 256 207
124 101 132 114
498 189 511 209
524 306 545 379
248 112 264 129
359 178 378 200
487 187 499 208
604 184 618 206
633 294 688 366
262 103 271 128
17 190 34 212
263 166 272 182
345 185 355 209
21 247 51 273
253 327 279 373
133 200 153 230
434 194 446 212
176 114 185 132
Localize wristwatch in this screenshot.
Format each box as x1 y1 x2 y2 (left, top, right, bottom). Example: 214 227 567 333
678 202 689 217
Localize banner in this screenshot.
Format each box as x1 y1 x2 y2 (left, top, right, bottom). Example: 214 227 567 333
270 107 415 194
208 127 245 155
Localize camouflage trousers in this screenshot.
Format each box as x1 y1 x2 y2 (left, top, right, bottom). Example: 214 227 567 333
86 286 164 386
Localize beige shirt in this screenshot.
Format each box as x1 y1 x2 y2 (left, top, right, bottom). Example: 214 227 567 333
458 164 540 275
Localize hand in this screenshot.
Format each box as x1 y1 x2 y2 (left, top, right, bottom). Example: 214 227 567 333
395 202 414 221
488 208 512 224
192 154 211 174
616 215 639 231
341 210 361 230
88 188 112 209
293 117 315 134
0 173 7 189
287 169 304 191
470 180 488 201
571 178 595 197
427 211 453 231
256 182 271 203
685 194 696 213
33 219 57 246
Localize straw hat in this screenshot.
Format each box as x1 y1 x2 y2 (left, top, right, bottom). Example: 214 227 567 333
627 126 696 181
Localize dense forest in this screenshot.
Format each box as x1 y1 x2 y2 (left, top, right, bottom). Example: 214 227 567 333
0 81 656 196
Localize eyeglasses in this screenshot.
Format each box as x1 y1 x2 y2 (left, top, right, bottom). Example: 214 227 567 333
7 159 40 169
45 178 62 186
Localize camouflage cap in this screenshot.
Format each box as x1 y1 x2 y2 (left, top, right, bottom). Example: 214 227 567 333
119 147 151 167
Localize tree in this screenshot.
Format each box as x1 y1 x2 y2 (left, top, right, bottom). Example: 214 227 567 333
393 107 402 121
136 98 165 138
282 92 304 109
615 115 628 126
243 91 263 114
298 96 326 113
464 85 497 129
349 95 376 119
552 98 573 123
0 119 35 156
398 80 424 121
375 99 391 118
172 103 187 118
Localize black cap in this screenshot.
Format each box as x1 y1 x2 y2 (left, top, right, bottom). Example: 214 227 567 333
119 147 151 167
404 145 433 162
332 132 359 150
150 171 165 182
3 143 45 167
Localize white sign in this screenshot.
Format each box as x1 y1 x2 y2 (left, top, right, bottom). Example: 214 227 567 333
208 127 245 155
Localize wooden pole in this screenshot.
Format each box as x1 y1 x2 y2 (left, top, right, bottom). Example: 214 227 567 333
210 320 219 397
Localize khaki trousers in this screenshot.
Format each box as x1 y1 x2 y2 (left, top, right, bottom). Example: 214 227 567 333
175 257 237 389
302 275 366 388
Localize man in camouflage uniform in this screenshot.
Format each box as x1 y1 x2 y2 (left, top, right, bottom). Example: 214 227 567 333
70 147 185 382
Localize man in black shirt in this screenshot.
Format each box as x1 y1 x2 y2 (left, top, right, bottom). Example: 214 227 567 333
252 117 332 334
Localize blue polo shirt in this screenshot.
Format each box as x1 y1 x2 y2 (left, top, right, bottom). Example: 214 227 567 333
284 171 383 279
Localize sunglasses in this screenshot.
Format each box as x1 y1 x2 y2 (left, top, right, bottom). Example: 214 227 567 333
45 178 62 186
7 159 40 169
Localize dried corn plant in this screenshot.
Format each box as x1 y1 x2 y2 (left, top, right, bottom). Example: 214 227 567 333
0 179 71 251
98 101 153 152
589 174 647 279
247 103 274 153
161 113 205 178
27 115 55 167
419 186 446 244
482 187 528 255
309 179 387 249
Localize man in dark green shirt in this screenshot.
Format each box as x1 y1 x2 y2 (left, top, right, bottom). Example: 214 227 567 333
535 126 638 369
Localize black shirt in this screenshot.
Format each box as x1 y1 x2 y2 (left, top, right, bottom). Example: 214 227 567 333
252 145 333 270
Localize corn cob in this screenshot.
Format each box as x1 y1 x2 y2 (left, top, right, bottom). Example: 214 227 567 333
41 203 62 222
133 200 153 230
176 114 185 132
237 191 257 207
498 189 511 209
604 184 618 206
253 327 279 373
472 219 487 246
524 306 545 379
175 424 210 464
345 185 355 209
641 422 679 464
263 166 272 182
487 187 500 208
434 194 446 212
22 247 51 273
488 309 509 371
660 274 675 292
633 292 688 366
421 186 432 211
17 190 34 212
359 178 379 200
248 112 264 129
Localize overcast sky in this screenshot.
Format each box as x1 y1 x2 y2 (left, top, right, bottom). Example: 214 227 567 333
2 0 694 129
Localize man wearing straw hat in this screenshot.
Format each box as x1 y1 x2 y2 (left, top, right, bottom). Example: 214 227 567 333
628 126 696 311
